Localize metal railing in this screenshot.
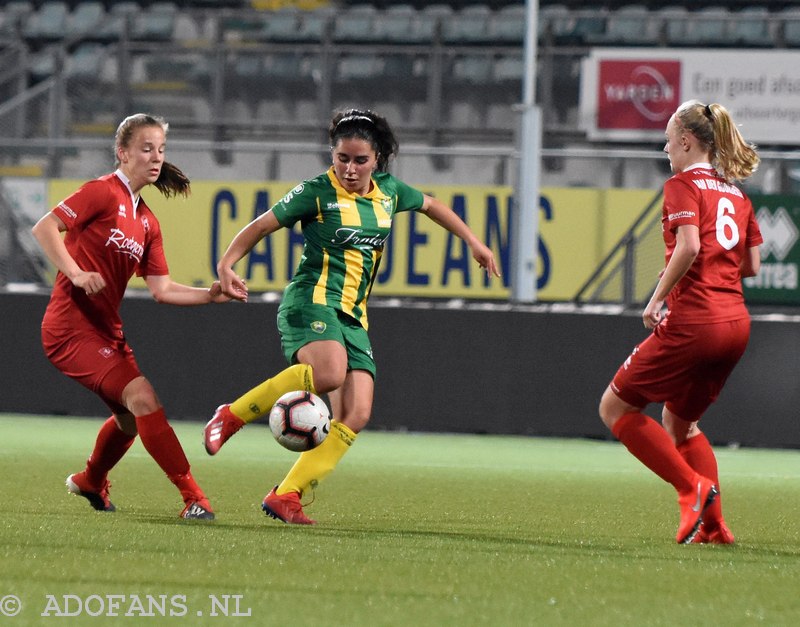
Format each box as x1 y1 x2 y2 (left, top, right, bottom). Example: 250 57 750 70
573 189 664 306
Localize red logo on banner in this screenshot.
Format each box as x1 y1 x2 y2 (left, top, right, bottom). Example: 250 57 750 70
597 60 681 130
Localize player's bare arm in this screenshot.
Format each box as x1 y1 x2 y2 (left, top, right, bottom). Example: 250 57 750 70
216 210 283 301
144 275 230 305
31 212 107 296
643 224 699 329
741 246 761 278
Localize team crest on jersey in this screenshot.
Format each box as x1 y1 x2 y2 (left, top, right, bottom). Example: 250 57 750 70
118 204 126 218
281 184 305 204
141 216 150 232
310 321 327 334
98 347 115 358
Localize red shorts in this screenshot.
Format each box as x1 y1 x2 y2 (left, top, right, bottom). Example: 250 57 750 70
610 318 750 422
42 327 142 415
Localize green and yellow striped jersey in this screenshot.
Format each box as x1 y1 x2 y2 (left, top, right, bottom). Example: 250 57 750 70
272 167 425 330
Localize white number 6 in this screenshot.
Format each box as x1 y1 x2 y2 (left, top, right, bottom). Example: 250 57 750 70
716 197 739 250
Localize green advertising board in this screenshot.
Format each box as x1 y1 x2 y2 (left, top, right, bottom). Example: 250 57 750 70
744 195 800 305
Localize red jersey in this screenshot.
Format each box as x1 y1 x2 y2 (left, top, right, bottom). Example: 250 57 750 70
661 164 762 325
42 172 169 339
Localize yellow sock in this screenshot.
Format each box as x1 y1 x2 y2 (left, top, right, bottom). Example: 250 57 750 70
276 420 356 496
230 363 315 424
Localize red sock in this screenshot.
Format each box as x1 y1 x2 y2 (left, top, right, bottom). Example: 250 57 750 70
135 409 205 502
85 417 136 486
677 433 723 523
611 412 696 493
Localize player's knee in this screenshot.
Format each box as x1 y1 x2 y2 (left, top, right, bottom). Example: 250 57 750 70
338 409 370 434
121 377 161 416
598 394 616 429
311 366 347 394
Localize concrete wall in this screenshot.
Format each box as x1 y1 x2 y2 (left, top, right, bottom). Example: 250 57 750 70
3 292 799 448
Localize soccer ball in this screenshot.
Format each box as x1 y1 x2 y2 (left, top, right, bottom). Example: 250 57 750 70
268 391 331 452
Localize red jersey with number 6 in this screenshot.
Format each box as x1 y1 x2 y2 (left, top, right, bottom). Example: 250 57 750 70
661 165 762 325
42 173 169 339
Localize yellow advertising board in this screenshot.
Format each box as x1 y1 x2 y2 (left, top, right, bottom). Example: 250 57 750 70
48 180 656 301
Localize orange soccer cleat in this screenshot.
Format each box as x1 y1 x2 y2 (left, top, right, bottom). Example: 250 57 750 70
262 487 316 525
676 474 718 544
692 520 735 545
203 404 245 455
66 471 115 512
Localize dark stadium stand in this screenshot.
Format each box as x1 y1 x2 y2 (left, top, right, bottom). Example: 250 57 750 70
3 1 800 162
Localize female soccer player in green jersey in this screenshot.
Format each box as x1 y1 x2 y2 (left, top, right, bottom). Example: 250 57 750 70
204 108 500 524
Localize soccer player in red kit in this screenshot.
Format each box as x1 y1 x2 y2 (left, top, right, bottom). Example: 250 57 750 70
32 113 229 519
599 101 762 544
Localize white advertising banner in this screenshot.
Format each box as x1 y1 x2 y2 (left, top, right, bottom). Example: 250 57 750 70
580 48 800 144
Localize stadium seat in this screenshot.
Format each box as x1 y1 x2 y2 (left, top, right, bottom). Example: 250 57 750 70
263 53 305 80
2 0 34 23
232 55 263 80
450 54 493 84
293 99 320 126
382 54 417 80
294 7 335 43
259 52 317 97
257 7 299 42
567 12 606 45
65 43 106 79
29 49 57 81
218 10 265 42
94 2 140 42
376 5 425 44
144 53 209 86
223 98 253 124
487 103 517 131
22 1 69 42
173 14 203 44
490 4 526 45
337 56 385 81
128 55 149 84
0 13 12 37
441 5 493 45
372 101 406 125
781 8 800 47
333 5 379 43
674 7 730 47
255 99 292 126
134 2 178 42
64 2 105 40
729 7 772 48
589 5 661 46
448 101 484 129
193 96 212 124
494 54 524 85
97 52 119 85
421 4 454 42
538 4 570 43
191 0 246 6
657 6 689 45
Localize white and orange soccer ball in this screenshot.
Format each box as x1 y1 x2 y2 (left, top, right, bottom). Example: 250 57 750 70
268 391 331 452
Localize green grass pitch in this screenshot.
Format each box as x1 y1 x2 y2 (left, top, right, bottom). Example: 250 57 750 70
1 414 799 626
